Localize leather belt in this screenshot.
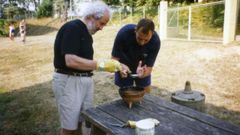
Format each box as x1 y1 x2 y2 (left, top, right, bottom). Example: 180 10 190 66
55 69 93 77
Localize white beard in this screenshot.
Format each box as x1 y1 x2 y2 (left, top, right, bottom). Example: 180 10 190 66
86 21 96 35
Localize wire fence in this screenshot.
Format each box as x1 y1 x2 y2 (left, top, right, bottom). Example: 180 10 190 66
109 5 159 29
2 1 238 42
167 1 225 41
108 2 226 42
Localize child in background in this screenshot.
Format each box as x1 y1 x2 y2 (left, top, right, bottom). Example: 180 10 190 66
19 19 26 43
9 22 15 41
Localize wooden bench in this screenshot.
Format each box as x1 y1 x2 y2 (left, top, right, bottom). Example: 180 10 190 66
82 94 240 135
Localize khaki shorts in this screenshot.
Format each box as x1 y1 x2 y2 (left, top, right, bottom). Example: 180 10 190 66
52 72 94 130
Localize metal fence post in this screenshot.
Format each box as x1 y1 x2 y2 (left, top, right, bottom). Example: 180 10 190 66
223 0 238 44
143 6 146 18
131 7 133 23
160 1 168 40
188 6 192 40
177 3 180 33
119 8 122 26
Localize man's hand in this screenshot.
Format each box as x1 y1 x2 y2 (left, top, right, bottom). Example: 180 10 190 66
136 61 147 78
119 63 131 78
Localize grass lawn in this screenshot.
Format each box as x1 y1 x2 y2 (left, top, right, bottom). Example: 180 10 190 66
0 19 240 134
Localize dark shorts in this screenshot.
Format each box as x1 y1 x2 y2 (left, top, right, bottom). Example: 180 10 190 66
114 72 151 88
11 30 15 36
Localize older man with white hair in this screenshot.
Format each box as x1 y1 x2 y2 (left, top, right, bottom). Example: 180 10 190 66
52 1 130 135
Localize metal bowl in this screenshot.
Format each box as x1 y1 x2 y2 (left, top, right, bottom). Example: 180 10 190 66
119 86 145 109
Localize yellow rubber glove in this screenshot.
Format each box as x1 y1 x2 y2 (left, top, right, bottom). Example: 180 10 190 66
96 59 121 72
127 120 136 128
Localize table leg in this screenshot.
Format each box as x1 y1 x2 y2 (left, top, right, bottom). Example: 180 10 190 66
90 124 106 135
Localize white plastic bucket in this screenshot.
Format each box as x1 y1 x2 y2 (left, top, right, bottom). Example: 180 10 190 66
135 119 155 135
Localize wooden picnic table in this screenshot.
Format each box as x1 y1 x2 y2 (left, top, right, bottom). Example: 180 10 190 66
82 94 240 135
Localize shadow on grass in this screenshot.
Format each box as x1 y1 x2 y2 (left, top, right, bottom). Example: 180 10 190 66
0 81 59 135
26 24 58 36
22 18 61 36
0 81 239 135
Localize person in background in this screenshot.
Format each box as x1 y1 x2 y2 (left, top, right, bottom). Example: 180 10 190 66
111 18 161 93
19 19 26 43
52 1 130 135
9 22 15 41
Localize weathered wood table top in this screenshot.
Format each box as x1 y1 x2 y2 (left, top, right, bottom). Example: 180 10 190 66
82 94 240 135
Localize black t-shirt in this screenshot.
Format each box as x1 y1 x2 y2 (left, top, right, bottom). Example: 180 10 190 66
111 24 161 73
54 19 93 73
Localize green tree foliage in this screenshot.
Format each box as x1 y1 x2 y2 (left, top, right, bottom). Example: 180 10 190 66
0 19 18 36
210 4 224 27
135 0 161 6
54 0 69 21
54 0 66 13
16 0 41 12
0 19 7 36
3 4 19 19
3 4 27 19
103 0 120 5
1 0 40 20
37 0 53 18
103 0 222 6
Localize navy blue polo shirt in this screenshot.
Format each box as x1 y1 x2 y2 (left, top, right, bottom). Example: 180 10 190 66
54 19 93 73
111 24 161 73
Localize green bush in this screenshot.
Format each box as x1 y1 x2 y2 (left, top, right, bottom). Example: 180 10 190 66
37 0 53 18
0 19 18 37
210 5 224 27
0 19 8 36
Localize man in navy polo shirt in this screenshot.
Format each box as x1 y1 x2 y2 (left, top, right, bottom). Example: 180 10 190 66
112 18 161 93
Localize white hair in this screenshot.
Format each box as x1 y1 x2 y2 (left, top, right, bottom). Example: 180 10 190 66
79 1 112 20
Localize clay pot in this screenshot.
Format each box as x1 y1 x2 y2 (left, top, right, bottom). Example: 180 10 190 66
119 86 145 109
